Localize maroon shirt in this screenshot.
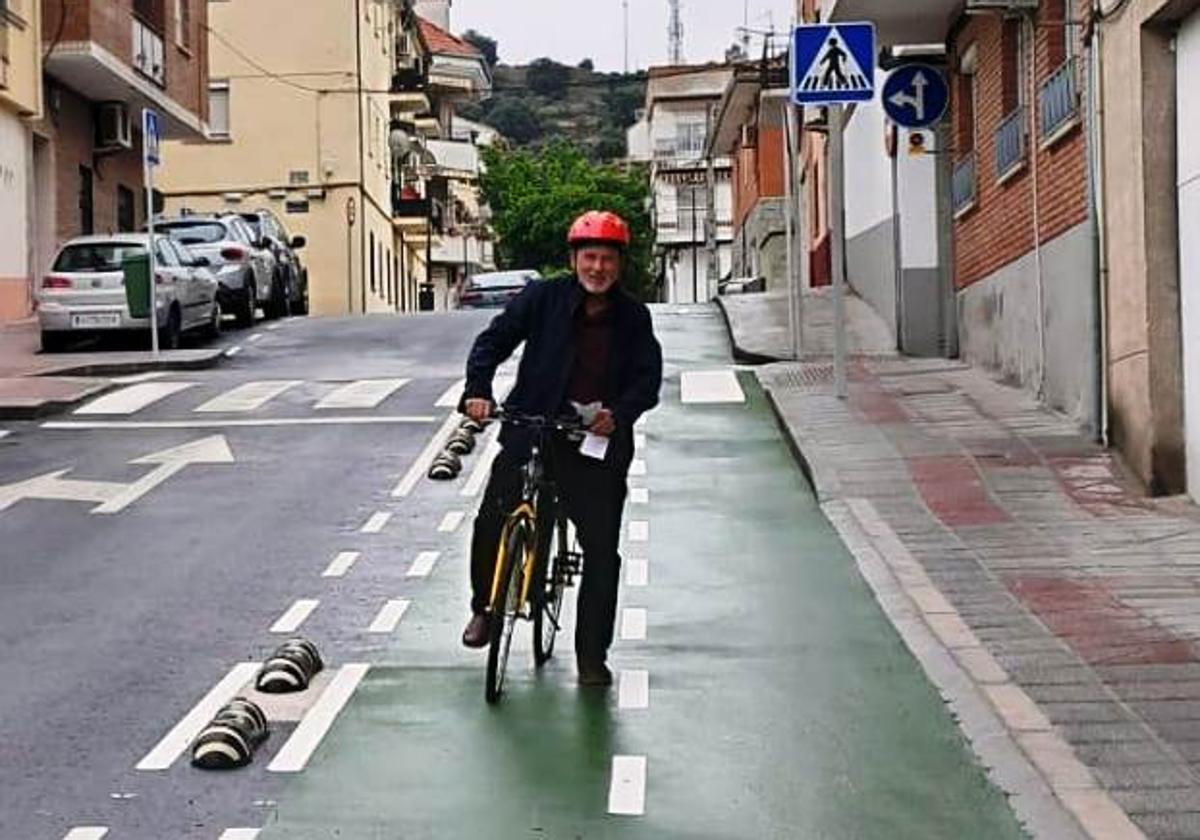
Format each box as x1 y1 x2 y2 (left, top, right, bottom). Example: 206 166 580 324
566 300 613 405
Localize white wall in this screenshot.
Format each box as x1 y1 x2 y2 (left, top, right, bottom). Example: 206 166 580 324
897 133 939 268
1178 10 1200 502
843 79 894 239
0 111 30 279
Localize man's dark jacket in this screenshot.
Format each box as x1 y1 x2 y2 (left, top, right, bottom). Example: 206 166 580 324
463 278 663 470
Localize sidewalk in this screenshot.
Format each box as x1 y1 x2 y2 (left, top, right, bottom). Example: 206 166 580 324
724 291 1200 839
0 319 225 418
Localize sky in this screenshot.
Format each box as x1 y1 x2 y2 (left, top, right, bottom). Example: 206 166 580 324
449 0 797 72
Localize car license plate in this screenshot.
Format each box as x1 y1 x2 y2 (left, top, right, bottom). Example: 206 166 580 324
71 312 121 329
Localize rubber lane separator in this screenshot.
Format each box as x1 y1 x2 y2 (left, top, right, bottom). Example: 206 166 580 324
618 670 649 710
62 829 108 840
621 608 647 641
271 599 319 634
136 661 262 771
607 755 647 816
367 599 411 633
268 663 370 773
360 511 391 534
322 551 360 578
438 510 465 532
392 412 460 498
407 550 440 578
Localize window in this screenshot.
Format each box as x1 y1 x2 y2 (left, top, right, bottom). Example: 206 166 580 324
78 166 94 235
676 120 707 156
675 183 707 239
1000 19 1030 114
117 185 136 232
369 231 376 293
209 81 230 137
174 0 190 48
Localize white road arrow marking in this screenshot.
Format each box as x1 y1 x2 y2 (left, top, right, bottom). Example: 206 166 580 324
0 436 235 515
889 71 928 121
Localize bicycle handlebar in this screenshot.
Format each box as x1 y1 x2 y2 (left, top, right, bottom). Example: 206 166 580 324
491 408 587 434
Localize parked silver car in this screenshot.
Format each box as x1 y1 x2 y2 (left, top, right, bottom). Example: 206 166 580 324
36 234 220 353
156 215 274 327
457 270 542 309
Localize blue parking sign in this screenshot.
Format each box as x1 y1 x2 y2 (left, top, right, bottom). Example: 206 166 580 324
791 23 876 106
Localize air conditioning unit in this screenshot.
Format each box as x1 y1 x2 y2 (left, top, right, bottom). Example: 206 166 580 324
95 102 133 151
964 0 1039 9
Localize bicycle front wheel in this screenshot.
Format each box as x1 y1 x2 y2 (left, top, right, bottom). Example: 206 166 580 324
486 521 529 704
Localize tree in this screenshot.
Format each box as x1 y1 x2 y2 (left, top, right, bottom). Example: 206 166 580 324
461 29 499 68
527 58 571 99
486 99 542 145
480 142 655 301
578 58 595 71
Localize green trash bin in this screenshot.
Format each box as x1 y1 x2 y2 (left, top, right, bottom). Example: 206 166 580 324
123 252 152 320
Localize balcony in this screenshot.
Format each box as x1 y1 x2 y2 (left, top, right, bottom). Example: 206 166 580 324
1039 58 1079 144
393 194 431 219
132 17 165 87
827 0 960 47
994 107 1026 183
952 153 976 218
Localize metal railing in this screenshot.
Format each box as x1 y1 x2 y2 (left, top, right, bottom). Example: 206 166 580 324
1039 58 1079 141
994 106 1026 181
952 153 976 216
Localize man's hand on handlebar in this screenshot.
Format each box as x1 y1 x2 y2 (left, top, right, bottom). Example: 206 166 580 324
590 408 616 437
464 398 493 423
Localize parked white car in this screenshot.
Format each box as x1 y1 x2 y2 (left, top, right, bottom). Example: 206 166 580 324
36 234 221 353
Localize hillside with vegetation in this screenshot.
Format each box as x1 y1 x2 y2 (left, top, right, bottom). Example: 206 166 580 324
457 41 647 161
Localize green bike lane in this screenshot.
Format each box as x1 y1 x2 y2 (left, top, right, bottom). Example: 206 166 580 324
259 308 1026 839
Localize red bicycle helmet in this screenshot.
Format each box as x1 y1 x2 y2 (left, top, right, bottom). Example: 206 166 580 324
567 211 631 249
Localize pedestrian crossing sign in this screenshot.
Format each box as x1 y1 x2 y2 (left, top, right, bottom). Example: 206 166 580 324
790 22 876 106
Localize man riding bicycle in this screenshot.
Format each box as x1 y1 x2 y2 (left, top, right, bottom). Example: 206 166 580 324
460 210 663 687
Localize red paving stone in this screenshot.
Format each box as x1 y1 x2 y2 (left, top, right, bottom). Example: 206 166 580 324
1008 574 1198 665
909 455 1012 527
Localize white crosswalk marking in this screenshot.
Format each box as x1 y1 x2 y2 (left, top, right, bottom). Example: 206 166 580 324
407 550 440 578
195 381 300 413
316 379 410 410
608 755 647 815
75 382 195 415
322 551 360 578
361 511 391 534
367 599 410 633
62 829 108 840
438 510 466 532
681 370 745 404
268 664 370 773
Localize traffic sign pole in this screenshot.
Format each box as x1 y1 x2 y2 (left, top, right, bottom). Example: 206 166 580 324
831 104 847 400
143 109 161 357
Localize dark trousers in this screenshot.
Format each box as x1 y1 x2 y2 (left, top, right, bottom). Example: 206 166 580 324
470 442 628 662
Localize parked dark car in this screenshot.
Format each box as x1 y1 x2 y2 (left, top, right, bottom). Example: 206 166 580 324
458 270 541 309
237 209 309 317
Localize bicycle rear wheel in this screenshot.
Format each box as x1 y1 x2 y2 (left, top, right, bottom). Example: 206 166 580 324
486 521 529 704
533 516 569 667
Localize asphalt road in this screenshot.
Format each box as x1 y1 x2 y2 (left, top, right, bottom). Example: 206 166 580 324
0 308 1026 839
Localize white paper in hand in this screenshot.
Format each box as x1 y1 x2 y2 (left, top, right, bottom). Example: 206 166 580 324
580 433 610 461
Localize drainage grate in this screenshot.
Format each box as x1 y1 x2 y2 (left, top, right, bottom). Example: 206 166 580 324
770 364 835 392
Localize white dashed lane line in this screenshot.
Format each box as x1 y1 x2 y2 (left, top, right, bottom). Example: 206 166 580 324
438 510 466 532
268 664 370 773
608 755 648 816
620 608 647 641
270 599 319 634
136 662 262 771
360 511 391 534
629 487 649 505
62 829 108 840
618 669 649 710
367 599 411 633
680 369 746 404
628 520 649 542
629 459 647 476
462 433 501 498
407 550 440 578
322 551 360 578
625 558 649 587
249 334 264 343
219 830 262 840
0 430 8 441
224 346 242 358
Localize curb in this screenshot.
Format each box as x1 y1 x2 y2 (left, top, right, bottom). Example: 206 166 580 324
712 296 789 366
32 350 227 378
0 380 118 420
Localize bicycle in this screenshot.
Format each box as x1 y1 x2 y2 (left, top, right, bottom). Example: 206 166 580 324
484 410 585 704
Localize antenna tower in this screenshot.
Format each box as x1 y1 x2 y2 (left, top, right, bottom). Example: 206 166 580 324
668 0 684 65
624 0 630 72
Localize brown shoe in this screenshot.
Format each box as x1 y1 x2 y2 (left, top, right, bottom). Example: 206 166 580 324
577 658 613 687
462 614 489 648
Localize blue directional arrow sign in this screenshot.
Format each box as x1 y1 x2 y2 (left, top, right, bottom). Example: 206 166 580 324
882 64 949 129
791 22 876 106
